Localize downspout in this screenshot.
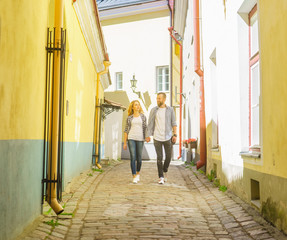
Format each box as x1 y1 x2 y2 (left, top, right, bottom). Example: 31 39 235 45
47 0 64 214
97 99 103 164
168 27 182 159
168 0 174 107
90 0 111 168
193 0 206 169
94 61 111 169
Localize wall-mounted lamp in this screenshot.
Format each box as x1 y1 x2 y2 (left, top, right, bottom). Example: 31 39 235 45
130 74 141 98
175 86 186 103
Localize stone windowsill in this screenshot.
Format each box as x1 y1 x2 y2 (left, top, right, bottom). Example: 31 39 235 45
239 151 261 158
211 147 219 152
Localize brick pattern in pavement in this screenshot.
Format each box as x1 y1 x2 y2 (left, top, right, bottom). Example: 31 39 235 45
18 160 287 240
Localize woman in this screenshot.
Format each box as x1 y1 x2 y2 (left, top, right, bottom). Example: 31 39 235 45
123 100 147 184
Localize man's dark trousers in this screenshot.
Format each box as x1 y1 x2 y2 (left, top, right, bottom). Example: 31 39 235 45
154 139 172 178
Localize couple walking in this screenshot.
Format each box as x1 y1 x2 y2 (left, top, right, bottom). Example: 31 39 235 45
123 92 177 184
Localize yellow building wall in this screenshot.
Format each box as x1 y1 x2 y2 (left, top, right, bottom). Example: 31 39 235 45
63 2 105 143
61 2 108 186
0 1 49 140
258 2 287 231
259 0 287 178
236 0 287 180
0 1 106 239
0 0 102 142
171 41 181 142
172 41 180 106
0 2 51 239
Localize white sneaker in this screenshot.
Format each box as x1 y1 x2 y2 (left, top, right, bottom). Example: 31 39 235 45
133 177 138 184
163 172 167 182
135 174 140 182
158 177 164 184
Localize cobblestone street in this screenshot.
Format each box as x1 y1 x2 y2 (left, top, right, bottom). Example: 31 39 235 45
20 160 287 240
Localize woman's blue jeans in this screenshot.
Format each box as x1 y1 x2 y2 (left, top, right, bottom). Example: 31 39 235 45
128 140 144 175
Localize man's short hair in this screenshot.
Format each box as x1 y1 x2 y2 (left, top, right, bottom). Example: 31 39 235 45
157 92 166 99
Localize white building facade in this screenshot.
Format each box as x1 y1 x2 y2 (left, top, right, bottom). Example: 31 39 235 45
97 0 179 159
175 0 263 204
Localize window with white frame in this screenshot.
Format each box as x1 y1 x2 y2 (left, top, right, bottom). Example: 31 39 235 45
249 4 260 147
156 66 169 92
115 72 123 90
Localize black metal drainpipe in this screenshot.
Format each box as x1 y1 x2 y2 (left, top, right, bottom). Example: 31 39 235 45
42 28 50 207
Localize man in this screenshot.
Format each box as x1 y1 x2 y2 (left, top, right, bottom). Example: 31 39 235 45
146 92 177 184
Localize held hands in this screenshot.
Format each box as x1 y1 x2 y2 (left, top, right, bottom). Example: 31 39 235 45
145 137 151 143
123 143 127 150
172 136 177 143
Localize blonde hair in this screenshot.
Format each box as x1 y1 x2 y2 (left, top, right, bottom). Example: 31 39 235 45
128 100 144 116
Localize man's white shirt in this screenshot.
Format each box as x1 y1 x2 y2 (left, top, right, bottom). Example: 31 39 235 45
153 107 168 141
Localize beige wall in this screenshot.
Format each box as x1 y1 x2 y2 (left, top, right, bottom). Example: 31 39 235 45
64 2 98 143
258 0 287 232
260 0 287 178
201 0 287 233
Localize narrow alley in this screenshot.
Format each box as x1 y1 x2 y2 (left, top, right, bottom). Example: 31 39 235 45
20 160 286 240
2 0 287 239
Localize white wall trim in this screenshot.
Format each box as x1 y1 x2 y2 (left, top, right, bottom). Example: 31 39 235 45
237 0 257 24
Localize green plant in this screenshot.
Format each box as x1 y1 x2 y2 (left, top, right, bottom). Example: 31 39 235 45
44 219 61 227
93 168 103 173
44 208 52 215
219 185 227 192
87 173 93 177
207 174 212 181
198 169 205 175
59 212 74 216
213 178 220 187
207 169 216 182
185 161 195 167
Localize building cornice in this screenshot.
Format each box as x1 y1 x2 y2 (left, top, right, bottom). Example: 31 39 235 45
73 0 111 89
173 0 188 38
98 0 168 20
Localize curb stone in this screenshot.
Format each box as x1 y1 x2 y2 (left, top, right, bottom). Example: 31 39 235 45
179 164 287 240
16 160 122 240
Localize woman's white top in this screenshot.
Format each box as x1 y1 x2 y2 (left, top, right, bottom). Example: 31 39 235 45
128 116 144 141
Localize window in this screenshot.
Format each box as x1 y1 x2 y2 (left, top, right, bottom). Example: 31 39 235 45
249 4 260 147
115 72 123 90
156 66 169 92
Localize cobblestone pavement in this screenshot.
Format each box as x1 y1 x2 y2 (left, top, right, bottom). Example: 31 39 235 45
19 160 287 240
